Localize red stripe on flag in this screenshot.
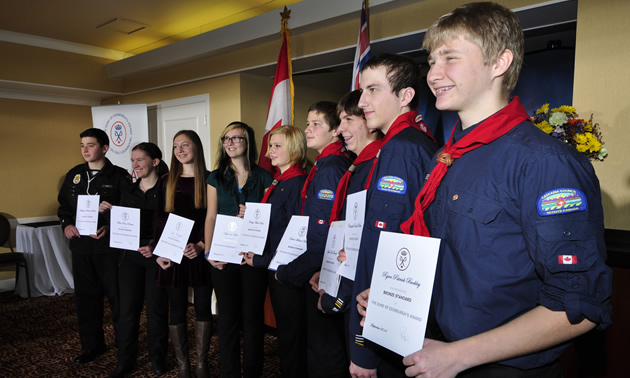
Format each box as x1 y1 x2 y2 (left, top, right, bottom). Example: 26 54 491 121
351 0 371 91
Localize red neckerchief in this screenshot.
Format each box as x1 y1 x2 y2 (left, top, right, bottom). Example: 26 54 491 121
329 140 382 223
364 111 434 191
300 140 348 207
401 97 531 236
261 163 306 203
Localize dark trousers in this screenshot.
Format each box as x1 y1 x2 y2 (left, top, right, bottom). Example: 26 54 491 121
116 250 168 369
167 284 214 325
269 271 306 378
305 286 350 378
212 264 268 378
70 238 120 351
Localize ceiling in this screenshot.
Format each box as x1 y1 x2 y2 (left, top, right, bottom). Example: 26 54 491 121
0 0 303 56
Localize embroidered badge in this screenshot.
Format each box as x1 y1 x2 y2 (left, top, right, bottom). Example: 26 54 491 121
317 189 335 201
375 220 387 229
414 114 423 123
317 219 326 225
537 188 588 216
558 255 577 264
376 175 407 195
73 174 81 184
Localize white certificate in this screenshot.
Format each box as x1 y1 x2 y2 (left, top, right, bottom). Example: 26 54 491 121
338 190 366 280
268 215 309 271
239 202 272 255
362 231 440 357
318 221 345 297
206 214 244 264
109 205 140 250
75 195 100 236
153 213 195 264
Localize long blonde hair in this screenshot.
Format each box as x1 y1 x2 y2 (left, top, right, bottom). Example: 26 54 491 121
165 130 207 212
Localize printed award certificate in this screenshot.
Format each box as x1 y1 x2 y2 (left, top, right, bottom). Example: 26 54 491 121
362 231 440 357
338 190 366 280
268 215 309 271
153 213 195 264
318 221 345 297
239 202 271 255
109 205 140 250
206 214 244 264
75 195 100 236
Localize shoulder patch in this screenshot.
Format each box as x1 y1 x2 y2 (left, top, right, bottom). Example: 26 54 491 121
317 189 335 201
377 175 407 195
537 188 588 217
73 174 81 184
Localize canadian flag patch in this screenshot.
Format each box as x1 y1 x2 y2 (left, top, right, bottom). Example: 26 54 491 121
375 221 386 229
318 219 326 225
558 255 577 265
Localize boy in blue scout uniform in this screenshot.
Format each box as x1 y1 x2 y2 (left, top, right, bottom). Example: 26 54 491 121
57 128 131 365
394 2 612 377
275 101 352 377
349 54 438 377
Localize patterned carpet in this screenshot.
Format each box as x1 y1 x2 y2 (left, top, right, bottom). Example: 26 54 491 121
0 291 281 377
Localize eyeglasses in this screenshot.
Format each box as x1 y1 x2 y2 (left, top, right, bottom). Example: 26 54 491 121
222 136 246 145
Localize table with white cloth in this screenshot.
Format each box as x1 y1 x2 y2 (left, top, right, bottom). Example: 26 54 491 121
15 222 74 298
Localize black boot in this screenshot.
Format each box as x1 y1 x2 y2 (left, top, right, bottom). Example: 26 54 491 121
169 324 191 378
195 321 212 378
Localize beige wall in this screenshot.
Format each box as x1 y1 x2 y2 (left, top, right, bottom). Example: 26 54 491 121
0 99 92 218
574 0 630 230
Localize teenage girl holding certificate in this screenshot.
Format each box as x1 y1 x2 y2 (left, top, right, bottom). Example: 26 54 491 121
241 125 308 378
204 122 272 378
154 130 212 378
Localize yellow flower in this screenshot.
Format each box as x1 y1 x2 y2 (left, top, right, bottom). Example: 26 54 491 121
536 103 550 114
536 121 554 134
576 144 588 153
585 133 602 152
574 133 587 144
584 122 593 132
551 105 577 115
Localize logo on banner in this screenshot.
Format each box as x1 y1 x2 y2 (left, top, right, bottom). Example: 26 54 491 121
103 113 135 156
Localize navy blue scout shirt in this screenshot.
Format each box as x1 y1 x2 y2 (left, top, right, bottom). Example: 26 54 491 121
320 157 374 314
276 153 351 287
349 125 437 369
425 120 612 369
252 175 307 268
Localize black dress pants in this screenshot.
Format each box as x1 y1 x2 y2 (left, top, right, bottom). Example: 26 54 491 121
212 264 268 378
269 271 307 377
116 250 168 369
70 237 119 352
305 286 350 378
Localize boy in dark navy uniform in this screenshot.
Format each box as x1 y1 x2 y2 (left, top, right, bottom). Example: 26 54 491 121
57 128 131 365
275 101 352 378
358 3 612 377
349 54 438 378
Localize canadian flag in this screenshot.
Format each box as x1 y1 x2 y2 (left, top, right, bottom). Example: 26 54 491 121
258 12 294 174
375 220 386 229
318 219 326 225
558 255 577 264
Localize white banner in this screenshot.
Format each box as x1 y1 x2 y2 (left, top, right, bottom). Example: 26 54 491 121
91 104 149 180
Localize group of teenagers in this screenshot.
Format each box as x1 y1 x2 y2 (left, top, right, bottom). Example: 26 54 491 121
57 3 611 378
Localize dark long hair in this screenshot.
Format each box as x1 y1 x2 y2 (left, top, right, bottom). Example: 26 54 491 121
166 130 208 212
214 122 258 184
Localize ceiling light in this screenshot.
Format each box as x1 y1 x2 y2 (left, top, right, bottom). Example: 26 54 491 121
97 18 150 35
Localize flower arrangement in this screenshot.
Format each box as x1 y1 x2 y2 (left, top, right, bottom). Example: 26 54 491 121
531 104 608 161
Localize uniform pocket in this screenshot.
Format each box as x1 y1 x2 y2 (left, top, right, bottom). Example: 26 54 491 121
536 219 597 273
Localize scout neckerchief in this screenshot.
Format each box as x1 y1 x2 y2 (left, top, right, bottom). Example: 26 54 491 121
329 139 382 224
400 97 531 236
261 163 306 204
300 140 348 211
364 111 435 192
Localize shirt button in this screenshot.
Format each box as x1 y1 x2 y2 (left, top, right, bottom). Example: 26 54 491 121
467 207 473 213
452 194 459 201
571 282 579 289
563 230 572 237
